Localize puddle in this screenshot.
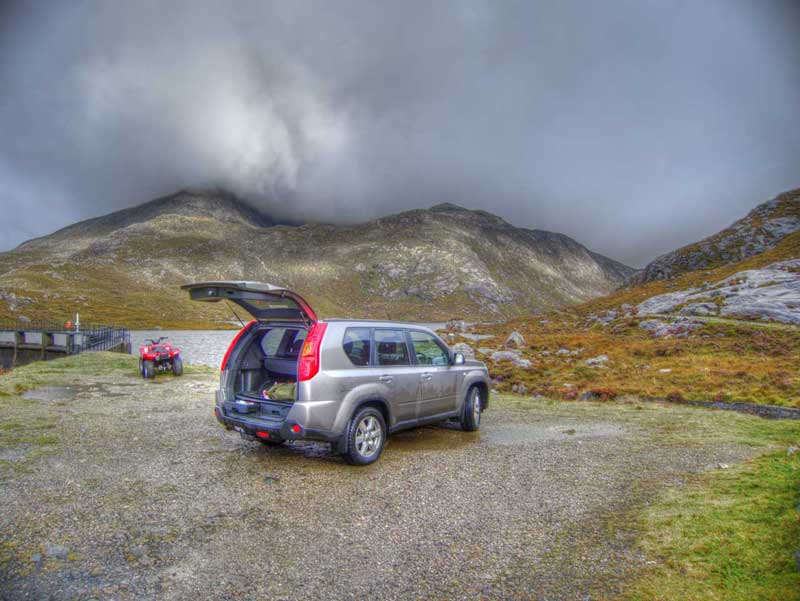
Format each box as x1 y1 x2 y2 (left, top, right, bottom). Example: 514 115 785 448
387 425 479 452
245 425 479 463
284 441 336 459
481 422 623 445
23 386 78 403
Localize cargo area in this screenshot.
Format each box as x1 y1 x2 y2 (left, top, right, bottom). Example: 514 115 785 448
231 325 307 405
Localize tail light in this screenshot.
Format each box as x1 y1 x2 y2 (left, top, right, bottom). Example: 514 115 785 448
298 322 327 382
220 320 258 371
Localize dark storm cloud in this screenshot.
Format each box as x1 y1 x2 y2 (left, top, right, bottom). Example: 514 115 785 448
1 0 799 265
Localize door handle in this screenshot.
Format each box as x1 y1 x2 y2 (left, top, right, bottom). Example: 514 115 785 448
420 372 433 381
379 375 394 383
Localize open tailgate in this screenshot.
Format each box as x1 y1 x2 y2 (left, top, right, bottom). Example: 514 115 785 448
182 281 317 323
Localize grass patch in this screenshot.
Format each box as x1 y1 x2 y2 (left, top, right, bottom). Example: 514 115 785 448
477 317 800 407
491 394 800 599
621 449 800 601
0 352 139 396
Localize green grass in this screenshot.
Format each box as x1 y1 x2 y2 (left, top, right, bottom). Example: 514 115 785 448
622 449 800 600
492 394 800 600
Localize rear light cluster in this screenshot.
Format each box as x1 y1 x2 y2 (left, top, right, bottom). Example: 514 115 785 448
298 322 327 382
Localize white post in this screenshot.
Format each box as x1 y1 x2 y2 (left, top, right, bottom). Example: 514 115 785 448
75 312 80 332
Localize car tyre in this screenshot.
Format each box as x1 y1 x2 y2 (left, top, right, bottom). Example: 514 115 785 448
460 386 482 431
172 356 183 376
142 360 155 379
341 406 386 466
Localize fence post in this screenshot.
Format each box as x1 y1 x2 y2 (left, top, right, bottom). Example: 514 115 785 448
12 331 21 369
41 331 53 359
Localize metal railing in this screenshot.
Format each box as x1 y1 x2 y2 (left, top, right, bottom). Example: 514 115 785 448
0 320 130 354
80 326 130 352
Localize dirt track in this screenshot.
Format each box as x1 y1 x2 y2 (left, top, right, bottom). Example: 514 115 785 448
1 364 759 600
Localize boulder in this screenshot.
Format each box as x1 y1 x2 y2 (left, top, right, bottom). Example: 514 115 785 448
446 319 469 332
451 342 475 360
585 355 608 366
490 350 519 363
505 330 526 349
639 318 703 338
511 383 529 395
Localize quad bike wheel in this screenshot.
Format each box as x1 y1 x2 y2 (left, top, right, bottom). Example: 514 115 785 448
172 356 183 376
142 360 155 379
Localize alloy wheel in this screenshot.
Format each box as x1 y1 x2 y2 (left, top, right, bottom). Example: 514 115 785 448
355 415 383 458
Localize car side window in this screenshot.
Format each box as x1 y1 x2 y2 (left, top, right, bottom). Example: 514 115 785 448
343 327 371 366
410 331 450 366
374 329 410 366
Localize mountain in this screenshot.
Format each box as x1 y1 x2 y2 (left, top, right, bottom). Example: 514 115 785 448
630 188 800 284
0 189 633 327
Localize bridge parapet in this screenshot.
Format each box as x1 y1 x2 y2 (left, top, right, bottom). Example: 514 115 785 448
0 321 131 369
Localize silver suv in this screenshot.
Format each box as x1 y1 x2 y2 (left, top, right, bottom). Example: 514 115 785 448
184 281 490 465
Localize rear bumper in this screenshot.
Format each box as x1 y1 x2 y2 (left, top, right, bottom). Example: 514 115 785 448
214 405 339 443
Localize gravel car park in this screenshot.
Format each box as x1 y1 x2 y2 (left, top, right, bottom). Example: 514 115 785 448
0 353 770 600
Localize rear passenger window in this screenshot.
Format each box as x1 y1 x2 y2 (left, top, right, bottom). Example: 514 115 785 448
261 328 285 356
343 328 371 366
261 328 306 358
374 329 410 366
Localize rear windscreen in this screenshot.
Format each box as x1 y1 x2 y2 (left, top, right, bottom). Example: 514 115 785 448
246 298 301 311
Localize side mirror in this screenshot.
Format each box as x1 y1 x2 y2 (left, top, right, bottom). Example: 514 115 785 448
453 352 465 365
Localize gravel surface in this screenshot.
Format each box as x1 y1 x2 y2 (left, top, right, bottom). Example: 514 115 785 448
0 370 758 600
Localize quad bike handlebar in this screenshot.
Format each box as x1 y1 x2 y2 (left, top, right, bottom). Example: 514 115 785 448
145 336 168 346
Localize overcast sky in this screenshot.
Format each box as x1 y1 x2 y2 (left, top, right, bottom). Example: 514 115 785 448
1 1 798 266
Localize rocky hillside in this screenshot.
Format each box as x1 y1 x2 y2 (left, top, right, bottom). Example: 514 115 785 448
461 225 800 407
631 188 800 283
0 189 633 327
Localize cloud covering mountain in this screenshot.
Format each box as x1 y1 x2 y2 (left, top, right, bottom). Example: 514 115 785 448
1 1 799 265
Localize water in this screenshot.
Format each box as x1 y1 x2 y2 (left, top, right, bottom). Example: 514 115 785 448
131 323 449 368
131 330 240 368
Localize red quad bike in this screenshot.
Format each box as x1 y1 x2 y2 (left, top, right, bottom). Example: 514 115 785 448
139 337 184 379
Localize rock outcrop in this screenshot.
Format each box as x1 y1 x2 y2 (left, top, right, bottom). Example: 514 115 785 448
631 188 799 284
636 259 800 325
